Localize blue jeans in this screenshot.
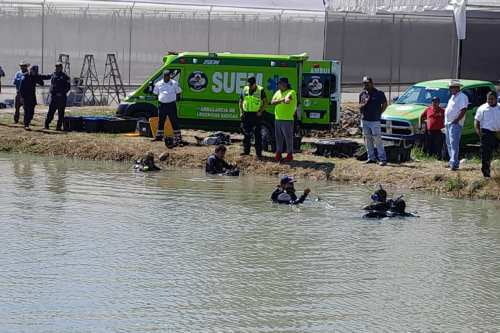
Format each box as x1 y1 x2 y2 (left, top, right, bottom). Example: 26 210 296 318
445 123 462 169
362 120 387 162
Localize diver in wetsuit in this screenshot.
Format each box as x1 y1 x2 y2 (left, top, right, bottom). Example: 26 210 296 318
271 175 311 205
205 145 240 176
363 186 415 218
134 151 161 172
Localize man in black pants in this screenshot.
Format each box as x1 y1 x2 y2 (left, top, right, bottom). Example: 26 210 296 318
19 65 47 130
152 70 182 147
239 76 267 158
45 62 71 130
13 61 30 124
474 91 500 178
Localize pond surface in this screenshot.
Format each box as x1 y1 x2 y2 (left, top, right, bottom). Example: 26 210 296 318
1 153 500 332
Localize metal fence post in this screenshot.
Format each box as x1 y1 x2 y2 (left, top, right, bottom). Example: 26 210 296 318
207 6 213 52
397 16 403 94
41 0 46 72
322 9 328 60
277 9 284 54
388 13 395 100
128 2 135 86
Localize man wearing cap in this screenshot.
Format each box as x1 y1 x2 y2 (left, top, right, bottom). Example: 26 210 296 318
421 96 445 158
359 77 388 166
444 80 469 171
474 91 500 178
12 61 30 124
239 76 267 158
271 77 297 162
152 70 182 146
271 175 311 205
44 62 71 130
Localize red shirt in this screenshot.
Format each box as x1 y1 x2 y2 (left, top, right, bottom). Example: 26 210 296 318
421 105 445 131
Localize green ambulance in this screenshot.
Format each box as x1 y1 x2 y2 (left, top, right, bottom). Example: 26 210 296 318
117 52 341 149
381 79 496 146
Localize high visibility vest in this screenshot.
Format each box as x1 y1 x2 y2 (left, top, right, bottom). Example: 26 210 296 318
242 85 263 112
273 89 297 121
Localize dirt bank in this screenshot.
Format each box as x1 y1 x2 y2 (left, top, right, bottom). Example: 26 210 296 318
1 108 499 200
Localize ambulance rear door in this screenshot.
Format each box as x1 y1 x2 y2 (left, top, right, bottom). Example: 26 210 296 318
301 60 341 128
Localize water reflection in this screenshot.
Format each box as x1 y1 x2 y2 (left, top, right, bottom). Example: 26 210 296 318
1 154 500 332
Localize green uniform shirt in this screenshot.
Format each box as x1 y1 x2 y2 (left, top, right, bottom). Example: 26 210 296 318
242 85 264 112
273 89 297 121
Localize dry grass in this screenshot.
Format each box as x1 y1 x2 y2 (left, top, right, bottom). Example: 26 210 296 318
1 106 499 200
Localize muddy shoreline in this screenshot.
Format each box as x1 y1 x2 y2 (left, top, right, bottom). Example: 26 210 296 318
1 112 499 200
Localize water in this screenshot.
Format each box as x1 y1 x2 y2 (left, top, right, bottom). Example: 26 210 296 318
1 153 500 333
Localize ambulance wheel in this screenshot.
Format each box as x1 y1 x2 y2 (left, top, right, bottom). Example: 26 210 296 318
261 121 276 153
118 103 156 119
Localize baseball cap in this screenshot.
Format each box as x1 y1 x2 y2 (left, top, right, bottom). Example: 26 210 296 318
431 96 440 102
278 77 289 85
362 76 373 83
280 175 296 185
19 61 29 66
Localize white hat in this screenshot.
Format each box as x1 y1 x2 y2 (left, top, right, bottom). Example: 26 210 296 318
449 79 462 88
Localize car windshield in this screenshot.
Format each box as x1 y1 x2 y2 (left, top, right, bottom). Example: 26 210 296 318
396 86 450 106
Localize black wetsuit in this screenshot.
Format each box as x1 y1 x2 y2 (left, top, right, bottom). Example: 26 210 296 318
271 188 308 205
134 159 161 172
363 199 415 218
205 154 239 175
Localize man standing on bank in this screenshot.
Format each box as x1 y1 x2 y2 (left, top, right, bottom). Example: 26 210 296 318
44 62 71 130
19 65 46 131
421 96 445 158
239 76 267 158
152 70 182 146
359 76 388 166
444 80 469 171
271 77 297 162
474 91 500 178
13 61 30 124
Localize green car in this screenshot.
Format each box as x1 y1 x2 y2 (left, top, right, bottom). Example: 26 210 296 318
381 79 496 145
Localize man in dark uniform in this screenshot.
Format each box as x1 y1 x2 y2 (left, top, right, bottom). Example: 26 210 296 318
19 65 47 130
45 62 71 130
239 76 267 158
12 61 30 124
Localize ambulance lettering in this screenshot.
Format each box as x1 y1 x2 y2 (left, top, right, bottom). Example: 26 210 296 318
212 72 263 94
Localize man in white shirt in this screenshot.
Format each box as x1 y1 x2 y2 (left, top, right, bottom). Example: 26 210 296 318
444 80 469 171
152 70 182 146
474 91 500 178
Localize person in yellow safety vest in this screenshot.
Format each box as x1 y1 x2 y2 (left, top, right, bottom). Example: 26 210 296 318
271 77 297 162
239 77 267 158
